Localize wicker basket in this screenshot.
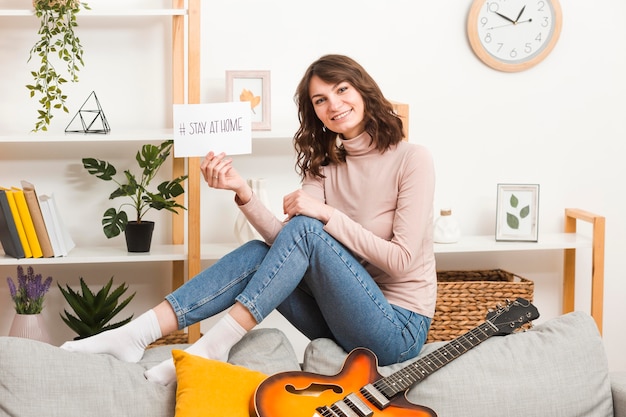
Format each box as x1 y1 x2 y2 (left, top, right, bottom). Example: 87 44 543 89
427 269 534 343
147 330 190 349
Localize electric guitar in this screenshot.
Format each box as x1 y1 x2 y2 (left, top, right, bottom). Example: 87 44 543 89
253 297 539 417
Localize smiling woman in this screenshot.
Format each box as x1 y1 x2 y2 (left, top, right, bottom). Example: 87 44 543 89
58 54 438 387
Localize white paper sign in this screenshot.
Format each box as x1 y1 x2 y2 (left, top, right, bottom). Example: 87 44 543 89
173 102 252 157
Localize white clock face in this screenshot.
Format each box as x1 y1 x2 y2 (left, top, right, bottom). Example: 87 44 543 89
475 0 558 64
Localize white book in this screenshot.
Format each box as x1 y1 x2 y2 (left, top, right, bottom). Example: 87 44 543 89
39 193 75 256
38 195 63 257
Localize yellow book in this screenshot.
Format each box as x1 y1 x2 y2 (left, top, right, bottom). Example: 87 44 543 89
11 187 42 258
21 181 54 258
1 187 32 258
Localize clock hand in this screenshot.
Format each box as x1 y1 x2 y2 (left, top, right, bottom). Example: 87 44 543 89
494 11 516 24
514 6 526 23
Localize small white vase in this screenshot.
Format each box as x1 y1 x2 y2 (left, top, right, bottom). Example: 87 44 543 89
234 178 271 244
8 313 51 344
433 208 461 244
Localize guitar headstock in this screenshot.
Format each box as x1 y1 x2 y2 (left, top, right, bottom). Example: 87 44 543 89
486 298 540 335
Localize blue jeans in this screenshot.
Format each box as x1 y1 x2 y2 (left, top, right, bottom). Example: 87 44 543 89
165 216 431 365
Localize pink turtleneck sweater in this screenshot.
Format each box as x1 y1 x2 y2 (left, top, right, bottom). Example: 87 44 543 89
239 132 437 318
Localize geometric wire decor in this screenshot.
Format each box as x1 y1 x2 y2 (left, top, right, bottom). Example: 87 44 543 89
65 91 111 134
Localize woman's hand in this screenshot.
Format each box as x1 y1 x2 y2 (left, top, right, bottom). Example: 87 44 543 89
200 152 252 203
283 189 334 223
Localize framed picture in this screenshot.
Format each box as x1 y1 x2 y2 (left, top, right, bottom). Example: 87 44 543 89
225 70 271 130
495 184 540 242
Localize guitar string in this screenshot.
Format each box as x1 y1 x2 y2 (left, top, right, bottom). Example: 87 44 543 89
373 323 497 396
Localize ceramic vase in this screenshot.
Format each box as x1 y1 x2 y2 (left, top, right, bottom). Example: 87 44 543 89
234 178 270 244
8 313 51 344
433 208 461 244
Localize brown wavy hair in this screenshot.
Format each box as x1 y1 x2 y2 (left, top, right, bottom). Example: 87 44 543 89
293 54 405 179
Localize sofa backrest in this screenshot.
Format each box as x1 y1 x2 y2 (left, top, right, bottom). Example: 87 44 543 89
303 311 613 417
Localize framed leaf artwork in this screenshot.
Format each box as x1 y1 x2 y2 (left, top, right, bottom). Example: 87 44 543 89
495 184 540 242
226 70 271 131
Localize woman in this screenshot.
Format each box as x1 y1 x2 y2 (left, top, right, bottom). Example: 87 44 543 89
61 54 437 386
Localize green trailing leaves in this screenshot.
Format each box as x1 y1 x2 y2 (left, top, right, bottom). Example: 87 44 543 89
58 276 135 339
26 0 90 132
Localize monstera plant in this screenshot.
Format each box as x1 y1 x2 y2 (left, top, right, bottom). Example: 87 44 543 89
82 140 187 252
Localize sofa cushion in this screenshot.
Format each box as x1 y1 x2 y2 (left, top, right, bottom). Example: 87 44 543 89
173 350 267 417
0 327 299 417
303 312 613 417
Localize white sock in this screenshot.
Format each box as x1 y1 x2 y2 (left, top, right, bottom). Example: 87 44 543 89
144 313 247 385
60 309 162 363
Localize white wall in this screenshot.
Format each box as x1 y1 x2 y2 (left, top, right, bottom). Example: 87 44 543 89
1 0 624 371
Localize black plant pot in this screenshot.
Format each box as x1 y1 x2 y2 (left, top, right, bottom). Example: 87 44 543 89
124 221 155 253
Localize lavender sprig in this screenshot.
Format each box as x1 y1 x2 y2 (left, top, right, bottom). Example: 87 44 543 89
6 266 53 315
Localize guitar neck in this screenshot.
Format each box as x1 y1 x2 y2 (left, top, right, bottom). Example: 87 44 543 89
375 320 499 398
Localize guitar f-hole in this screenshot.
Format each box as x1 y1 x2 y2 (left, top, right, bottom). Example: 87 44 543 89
285 382 344 397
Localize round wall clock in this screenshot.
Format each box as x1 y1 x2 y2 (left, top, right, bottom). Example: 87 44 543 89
467 0 562 72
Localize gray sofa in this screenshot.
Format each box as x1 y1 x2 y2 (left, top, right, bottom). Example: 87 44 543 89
1 311 624 417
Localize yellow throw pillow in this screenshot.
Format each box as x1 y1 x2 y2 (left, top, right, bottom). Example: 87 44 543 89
172 349 267 417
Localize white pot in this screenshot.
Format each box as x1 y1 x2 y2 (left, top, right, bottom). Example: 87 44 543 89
8 313 51 344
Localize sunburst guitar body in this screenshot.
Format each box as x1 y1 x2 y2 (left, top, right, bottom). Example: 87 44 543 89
253 298 539 417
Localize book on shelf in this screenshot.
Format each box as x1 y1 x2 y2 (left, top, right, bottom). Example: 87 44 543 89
39 193 75 257
0 189 25 258
10 186 43 258
21 180 54 258
0 187 32 258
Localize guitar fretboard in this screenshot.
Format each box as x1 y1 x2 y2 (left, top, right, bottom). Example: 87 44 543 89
374 320 498 397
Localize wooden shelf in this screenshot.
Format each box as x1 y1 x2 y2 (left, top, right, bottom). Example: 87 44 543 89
0 9 187 17
0 245 186 265
0 231 595 265
0 129 175 144
433 232 592 253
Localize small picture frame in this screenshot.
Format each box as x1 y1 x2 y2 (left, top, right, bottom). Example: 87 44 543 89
225 70 271 131
495 184 540 242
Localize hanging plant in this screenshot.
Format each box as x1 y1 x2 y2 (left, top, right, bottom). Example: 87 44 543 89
26 0 89 132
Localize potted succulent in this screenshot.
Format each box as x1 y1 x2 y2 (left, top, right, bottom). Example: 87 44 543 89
27 0 89 132
58 276 135 339
6 266 53 342
82 140 187 252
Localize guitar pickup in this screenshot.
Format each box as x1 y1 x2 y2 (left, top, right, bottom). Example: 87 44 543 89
360 383 391 410
343 393 374 416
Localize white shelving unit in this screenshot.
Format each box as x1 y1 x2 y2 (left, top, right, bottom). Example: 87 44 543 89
0 1 204 341
0 9 187 17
